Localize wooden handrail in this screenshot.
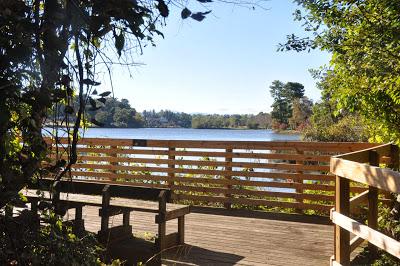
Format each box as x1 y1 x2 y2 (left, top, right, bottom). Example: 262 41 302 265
49 137 377 151
330 143 400 266
332 210 400 258
331 158 400 193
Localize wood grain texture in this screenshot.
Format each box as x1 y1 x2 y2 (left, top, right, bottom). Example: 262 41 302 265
331 158 400 193
66 206 334 265
331 211 400 259
44 137 382 214
47 137 376 151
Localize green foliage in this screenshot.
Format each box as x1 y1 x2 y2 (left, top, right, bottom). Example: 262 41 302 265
354 199 400 265
90 98 143 128
289 97 313 130
283 0 400 142
0 0 216 207
191 113 271 129
269 80 310 129
303 113 369 142
142 111 271 129
301 70 370 142
0 0 216 264
0 210 105 265
142 110 193 128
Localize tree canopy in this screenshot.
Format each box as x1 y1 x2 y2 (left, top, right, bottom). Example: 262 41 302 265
269 80 311 129
0 0 263 263
0 0 218 207
282 0 400 142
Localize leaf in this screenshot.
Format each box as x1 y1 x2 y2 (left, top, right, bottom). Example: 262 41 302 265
61 61 68 69
181 8 191 19
99 91 111 97
92 89 98 95
52 89 65 101
88 106 102 111
154 30 164 38
91 36 101 48
66 87 74 96
56 75 71 86
115 32 125 57
64 106 74 114
89 98 97 108
157 0 169 17
82 78 101 86
90 118 104 127
190 11 211 22
98 97 107 104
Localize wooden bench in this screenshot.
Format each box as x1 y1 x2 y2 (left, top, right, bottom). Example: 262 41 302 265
23 179 190 252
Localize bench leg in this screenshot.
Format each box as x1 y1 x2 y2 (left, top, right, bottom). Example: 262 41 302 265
98 210 109 243
123 210 130 227
74 205 85 234
31 199 38 213
158 222 166 252
178 216 185 245
5 205 13 218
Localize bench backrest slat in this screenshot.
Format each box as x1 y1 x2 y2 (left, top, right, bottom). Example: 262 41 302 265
30 179 171 202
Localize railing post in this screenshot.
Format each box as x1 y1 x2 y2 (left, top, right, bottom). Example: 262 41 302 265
390 144 400 171
224 148 233 209
295 149 304 213
168 147 175 196
110 145 118 181
368 150 379 259
335 175 350 265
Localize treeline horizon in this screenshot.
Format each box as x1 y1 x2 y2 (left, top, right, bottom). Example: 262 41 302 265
80 98 273 129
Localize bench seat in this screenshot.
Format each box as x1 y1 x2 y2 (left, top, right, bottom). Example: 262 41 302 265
23 189 189 215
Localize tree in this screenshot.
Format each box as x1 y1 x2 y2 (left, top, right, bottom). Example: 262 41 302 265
269 80 305 129
88 98 143 127
0 0 217 262
283 82 304 100
112 107 135 127
94 111 112 126
281 0 400 142
289 97 313 130
284 2 400 264
1 0 171 207
0 0 266 263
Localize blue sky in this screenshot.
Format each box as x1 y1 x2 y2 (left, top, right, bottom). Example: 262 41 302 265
99 0 330 114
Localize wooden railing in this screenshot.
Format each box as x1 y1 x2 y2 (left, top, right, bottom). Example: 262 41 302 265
46 137 379 213
330 143 400 266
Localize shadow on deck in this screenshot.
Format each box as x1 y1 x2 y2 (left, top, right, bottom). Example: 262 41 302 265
73 206 333 265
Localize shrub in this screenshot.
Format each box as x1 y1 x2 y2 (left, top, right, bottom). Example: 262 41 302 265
0 209 109 266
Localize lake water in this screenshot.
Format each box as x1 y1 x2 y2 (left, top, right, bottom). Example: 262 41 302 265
46 128 301 193
71 128 301 141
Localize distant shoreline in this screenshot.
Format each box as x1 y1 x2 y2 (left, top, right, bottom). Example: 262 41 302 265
44 126 301 137
45 125 301 132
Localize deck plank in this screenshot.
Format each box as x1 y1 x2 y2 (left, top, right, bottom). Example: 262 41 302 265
66 206 333 265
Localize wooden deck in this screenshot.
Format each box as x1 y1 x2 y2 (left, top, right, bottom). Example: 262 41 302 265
67 206 333 265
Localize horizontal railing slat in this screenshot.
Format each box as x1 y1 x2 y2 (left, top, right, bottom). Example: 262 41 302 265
44 137 381 213
68 170 367 193
48 137 377 151
332 211 400 258
70 159 330 172
171 194 333 211
56 148 333 162
170 185 335 201
70 163 332 180
331 158 400 194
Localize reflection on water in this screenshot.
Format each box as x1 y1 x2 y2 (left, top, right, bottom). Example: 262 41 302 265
44 127 300 141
